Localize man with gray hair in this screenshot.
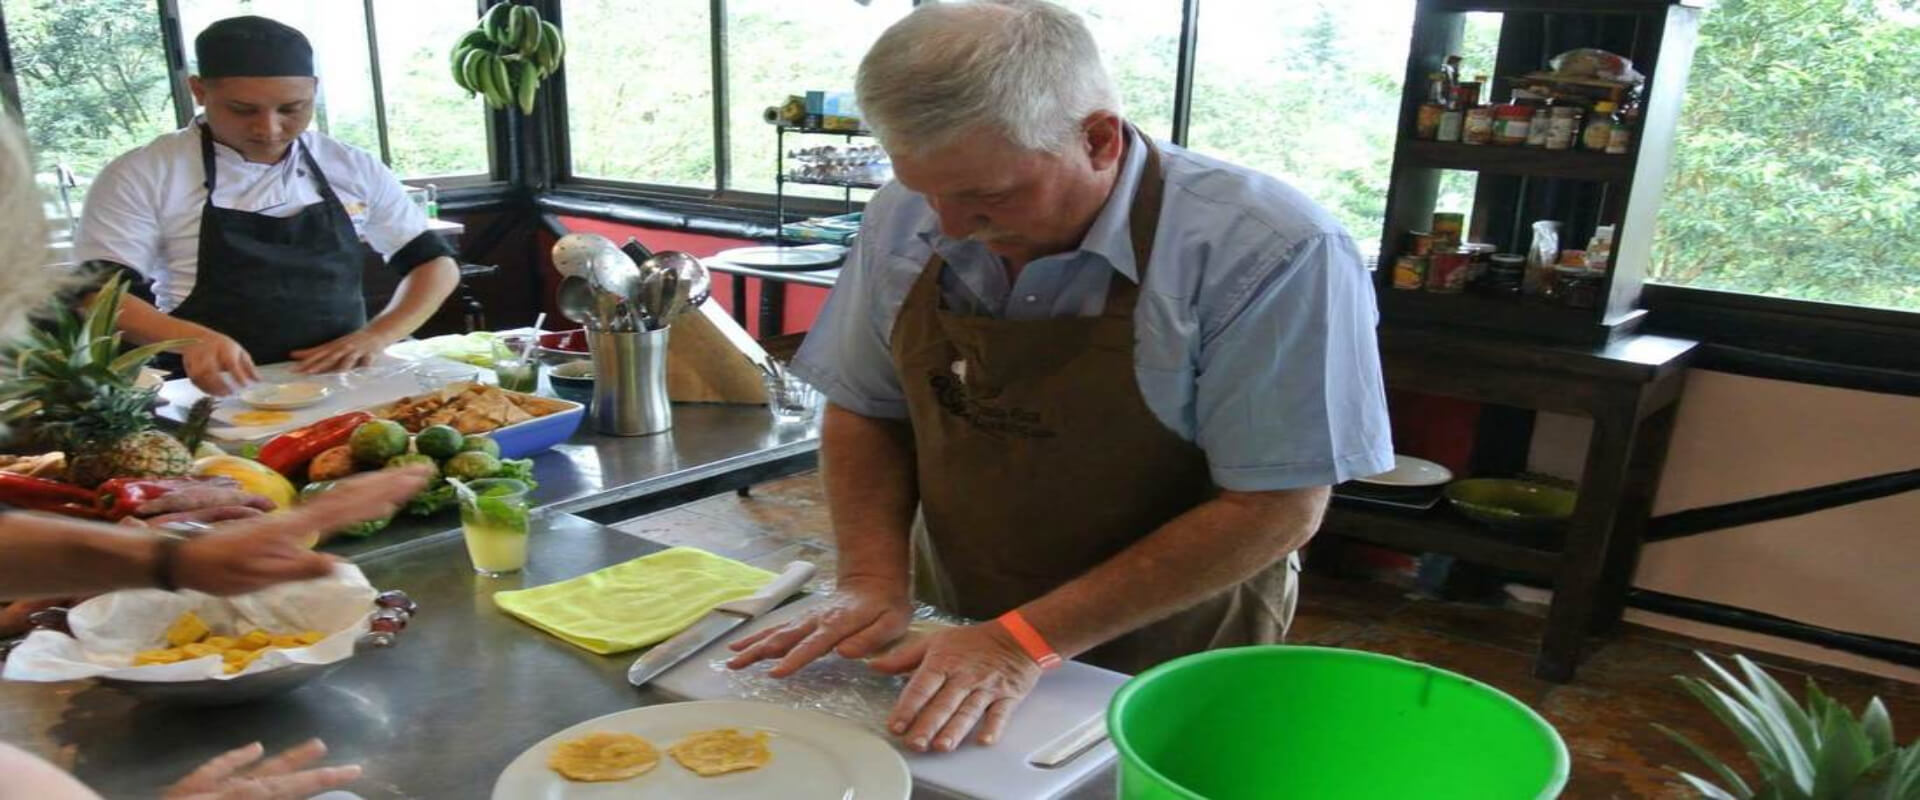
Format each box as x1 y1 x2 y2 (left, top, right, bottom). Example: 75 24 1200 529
730 0 1392 752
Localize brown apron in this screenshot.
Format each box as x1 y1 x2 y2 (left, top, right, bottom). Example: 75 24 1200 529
888 135 1298 675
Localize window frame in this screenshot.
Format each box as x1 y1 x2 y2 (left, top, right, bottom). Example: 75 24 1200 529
3 0 1917 362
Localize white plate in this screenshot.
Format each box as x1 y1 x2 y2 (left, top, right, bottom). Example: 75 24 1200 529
239 382 332 410
491 700 911 800
1353 454 1454 488
713 244 846 271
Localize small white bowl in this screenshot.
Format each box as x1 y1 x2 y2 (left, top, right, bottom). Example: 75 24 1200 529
239 382 332 410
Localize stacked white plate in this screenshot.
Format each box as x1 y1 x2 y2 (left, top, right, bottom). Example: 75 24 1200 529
1335 454 1454 512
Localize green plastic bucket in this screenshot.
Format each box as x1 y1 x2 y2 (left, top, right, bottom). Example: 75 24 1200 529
1108 646 1569 799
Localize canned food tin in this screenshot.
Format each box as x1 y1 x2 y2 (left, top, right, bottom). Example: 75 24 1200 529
1426 252 1470 294
1430 213 1465 247
1392 256 1428 291
1405 232 1436 257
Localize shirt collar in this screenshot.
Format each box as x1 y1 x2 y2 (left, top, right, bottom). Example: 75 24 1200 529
916 125 1151 283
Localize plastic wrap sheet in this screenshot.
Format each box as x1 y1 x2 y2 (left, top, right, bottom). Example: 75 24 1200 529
703 596 969 735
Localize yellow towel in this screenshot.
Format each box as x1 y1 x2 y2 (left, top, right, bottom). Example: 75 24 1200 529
493 547 777 655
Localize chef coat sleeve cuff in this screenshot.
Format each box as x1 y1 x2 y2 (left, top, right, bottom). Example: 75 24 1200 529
387 231 457 276
1209 447 1396 493
74 260 157 305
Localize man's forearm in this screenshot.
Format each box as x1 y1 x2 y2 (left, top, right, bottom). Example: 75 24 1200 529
1021 486 1329 658
100 293 216 349
820 404 919 595
0 512 160 598
365 257 458 341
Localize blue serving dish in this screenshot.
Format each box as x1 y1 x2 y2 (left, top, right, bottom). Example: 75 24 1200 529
369 383 584 460
487 397 585 459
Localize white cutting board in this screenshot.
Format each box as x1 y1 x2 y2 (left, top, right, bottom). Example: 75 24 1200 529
650 595 1125 800
155 356 446 442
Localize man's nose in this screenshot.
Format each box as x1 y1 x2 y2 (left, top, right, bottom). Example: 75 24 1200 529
928 196 980 239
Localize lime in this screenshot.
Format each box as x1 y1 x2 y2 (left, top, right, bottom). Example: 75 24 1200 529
349 420 409 466
444 450 502 481
415 425 465 460
459 436 501 458
385 453 443 486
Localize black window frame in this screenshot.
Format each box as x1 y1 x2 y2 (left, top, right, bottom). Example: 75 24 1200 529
0 0 503 191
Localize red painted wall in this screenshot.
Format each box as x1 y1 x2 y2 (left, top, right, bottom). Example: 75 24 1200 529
549 216 832 339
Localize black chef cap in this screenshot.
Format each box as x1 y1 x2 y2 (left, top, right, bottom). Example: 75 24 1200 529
194 16 314 79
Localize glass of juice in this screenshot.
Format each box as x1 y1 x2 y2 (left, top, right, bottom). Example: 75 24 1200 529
491 333 542 394
458 478 532 576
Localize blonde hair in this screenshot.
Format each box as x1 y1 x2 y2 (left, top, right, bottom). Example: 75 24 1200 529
855 0 1119 158
0 115 65 344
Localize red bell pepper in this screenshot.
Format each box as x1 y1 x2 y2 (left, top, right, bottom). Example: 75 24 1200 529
256 411 374 476
0 473 106 518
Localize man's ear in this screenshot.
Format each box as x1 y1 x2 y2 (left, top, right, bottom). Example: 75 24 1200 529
1083 111 1124 171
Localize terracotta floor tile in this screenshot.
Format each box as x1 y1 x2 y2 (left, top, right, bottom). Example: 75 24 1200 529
1336 623 1558 707
1388 595 1551 656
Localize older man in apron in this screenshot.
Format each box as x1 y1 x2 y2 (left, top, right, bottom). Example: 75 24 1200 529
728 0 1393 754
73 16 458 394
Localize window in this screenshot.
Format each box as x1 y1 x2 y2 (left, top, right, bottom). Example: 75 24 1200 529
722 0 911 197
177 1 383 157
563 0 715 189
2 0 177 217
1186 2 1499 256
1051 0 1179 142
1649 0 1920 313
370 0 491 179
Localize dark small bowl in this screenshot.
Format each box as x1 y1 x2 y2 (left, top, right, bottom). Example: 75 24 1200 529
547 360 595 407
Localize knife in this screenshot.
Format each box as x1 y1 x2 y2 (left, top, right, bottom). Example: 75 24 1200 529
626 560 816 687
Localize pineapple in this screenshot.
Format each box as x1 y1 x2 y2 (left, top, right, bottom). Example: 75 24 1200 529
0 276 194 487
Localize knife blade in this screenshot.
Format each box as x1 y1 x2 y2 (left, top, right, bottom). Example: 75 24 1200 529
627 560 816 687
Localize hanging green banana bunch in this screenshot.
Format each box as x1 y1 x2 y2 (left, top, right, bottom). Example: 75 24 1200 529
448 2 567 115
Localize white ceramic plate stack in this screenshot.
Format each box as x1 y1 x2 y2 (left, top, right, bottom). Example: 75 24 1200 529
1334 454 1454 512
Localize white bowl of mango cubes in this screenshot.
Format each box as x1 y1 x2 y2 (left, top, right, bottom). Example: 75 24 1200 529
0 565 416 705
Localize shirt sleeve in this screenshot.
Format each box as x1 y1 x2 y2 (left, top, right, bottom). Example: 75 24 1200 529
1194 232 1395 492
788 211 909 419
72 153 163 277
353 154 440 269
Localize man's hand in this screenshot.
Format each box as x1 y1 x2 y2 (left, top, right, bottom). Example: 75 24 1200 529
868 622 1041 752
725 577 911 677
289 328 395 375
169 466 429 595
162 739 361 800
181 332 259 396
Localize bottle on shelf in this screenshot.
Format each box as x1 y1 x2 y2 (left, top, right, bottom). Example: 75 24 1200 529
1583 101 1618 152
1546 105 1581 150
1417 72 1447 139
1585 224 1615 273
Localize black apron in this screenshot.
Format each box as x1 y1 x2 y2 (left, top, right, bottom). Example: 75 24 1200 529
163 125 367 368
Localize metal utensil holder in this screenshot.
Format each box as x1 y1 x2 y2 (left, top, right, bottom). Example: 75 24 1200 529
589 328 671 436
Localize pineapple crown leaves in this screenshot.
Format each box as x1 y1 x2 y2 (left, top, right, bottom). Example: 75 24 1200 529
0 275 192 433
1657 652 1919 800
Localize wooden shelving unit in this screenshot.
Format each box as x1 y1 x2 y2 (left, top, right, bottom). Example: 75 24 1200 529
1377 0 1705 345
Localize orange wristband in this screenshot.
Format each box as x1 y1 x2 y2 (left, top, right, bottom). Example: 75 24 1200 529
996 610 1063 670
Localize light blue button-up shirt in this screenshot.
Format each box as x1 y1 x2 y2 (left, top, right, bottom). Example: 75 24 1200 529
791 128 1393 491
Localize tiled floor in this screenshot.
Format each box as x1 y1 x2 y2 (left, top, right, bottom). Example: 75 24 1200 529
616 472 1920 800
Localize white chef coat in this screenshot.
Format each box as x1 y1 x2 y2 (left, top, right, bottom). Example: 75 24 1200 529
72 119 435 312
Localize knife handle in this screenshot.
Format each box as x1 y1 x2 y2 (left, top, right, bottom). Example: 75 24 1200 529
715 561 817 617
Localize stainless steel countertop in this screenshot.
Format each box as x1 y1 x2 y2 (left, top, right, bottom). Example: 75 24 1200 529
0 406 1119 799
